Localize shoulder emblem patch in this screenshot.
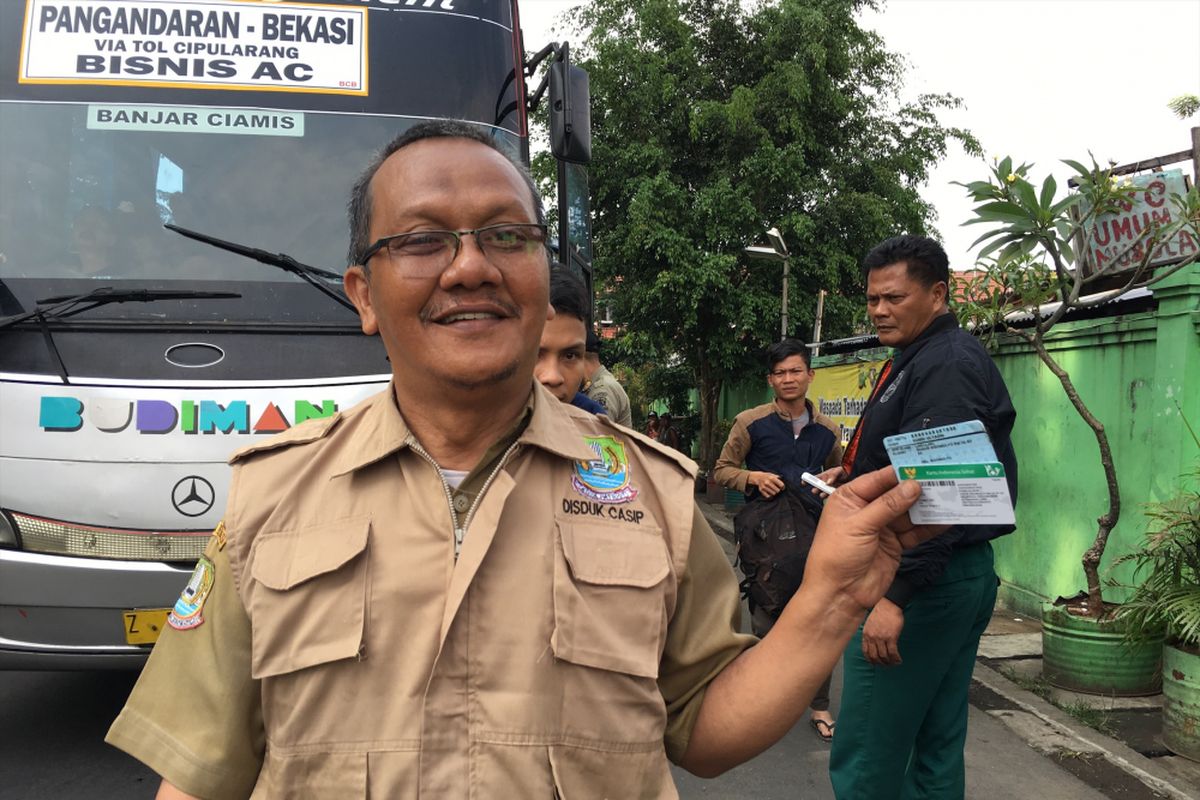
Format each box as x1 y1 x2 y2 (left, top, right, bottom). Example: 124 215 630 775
211 520 227 551
168 556 215 631
573 435 638 504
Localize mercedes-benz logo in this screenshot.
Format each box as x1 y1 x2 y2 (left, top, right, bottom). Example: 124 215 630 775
171 476 215 517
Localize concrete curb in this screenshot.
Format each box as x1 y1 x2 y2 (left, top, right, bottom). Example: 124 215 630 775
972 661 1196 800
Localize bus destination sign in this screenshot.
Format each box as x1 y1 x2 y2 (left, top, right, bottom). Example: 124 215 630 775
20 0 368 95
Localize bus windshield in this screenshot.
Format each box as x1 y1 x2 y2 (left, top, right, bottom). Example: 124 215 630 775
0 0 525 324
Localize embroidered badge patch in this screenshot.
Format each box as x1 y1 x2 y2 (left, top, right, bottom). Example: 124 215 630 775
211 520 227 552
879 369 905 404
168 556 215 631
573 435 638 504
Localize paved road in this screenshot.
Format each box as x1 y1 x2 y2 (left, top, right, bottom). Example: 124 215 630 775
1 669 156 800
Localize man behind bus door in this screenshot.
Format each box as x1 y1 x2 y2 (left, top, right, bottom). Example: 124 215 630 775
583 331 633 426
106 122 941 799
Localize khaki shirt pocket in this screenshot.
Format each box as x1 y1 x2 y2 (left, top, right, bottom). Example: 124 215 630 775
552 519 671 679
247 517 370 679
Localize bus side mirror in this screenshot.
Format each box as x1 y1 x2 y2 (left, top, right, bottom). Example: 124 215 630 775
549 61 591 164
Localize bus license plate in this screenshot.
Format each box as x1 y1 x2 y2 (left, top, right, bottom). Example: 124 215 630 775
123 609 171 645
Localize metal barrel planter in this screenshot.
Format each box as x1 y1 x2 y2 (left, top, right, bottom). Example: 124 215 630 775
724 488 746 512
1041 604 1163 696
1163 644 1200 761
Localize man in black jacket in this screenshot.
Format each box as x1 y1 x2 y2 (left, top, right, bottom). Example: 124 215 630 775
822 235 1018 800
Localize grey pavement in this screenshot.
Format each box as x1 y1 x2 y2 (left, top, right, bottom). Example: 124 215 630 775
691 498 1200 800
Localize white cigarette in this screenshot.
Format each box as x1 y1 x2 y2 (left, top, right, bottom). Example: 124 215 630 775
801 472 836 495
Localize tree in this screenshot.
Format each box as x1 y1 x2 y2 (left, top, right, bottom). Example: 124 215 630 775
567 0 976 469
1168 94 1200 120
956 155 1200 617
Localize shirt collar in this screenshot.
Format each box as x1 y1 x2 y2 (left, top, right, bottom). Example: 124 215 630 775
331 381 595 477
520 382 602 462
897 311 958 355
773 397 814 421
329 386 413 477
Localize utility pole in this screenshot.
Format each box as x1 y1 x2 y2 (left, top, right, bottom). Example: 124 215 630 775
780 256 790 339
744 226 791 339
812 289 826 356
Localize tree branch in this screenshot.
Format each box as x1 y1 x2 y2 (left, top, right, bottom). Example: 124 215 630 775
1013 328 1120 616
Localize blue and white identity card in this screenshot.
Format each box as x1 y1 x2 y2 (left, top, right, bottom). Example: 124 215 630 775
883 420 1015 526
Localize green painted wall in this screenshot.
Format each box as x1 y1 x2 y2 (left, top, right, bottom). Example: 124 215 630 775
716 378 772 422
991 265 1200 616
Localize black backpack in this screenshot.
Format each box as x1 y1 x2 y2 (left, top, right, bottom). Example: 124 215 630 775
733 484 824 618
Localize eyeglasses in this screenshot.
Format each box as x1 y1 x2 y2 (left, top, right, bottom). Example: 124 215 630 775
770 368 810 379
359 223 548 277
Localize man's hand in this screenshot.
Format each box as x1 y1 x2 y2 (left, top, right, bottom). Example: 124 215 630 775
810 466 844 495
156 781 201 800
748 471 785 498
800 467 944 614
679 466 942 778
862 598 904 665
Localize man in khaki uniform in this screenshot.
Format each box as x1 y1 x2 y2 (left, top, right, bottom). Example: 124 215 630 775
107 121 936 799
583 332 633 426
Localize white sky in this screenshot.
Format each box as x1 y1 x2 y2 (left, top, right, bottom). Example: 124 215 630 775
518 0 1200 268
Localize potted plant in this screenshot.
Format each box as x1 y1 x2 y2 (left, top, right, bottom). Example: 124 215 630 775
1113 461 1200 758
955 149 1200 694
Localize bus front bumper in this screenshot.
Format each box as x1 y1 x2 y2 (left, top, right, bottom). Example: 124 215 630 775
0 548 193 670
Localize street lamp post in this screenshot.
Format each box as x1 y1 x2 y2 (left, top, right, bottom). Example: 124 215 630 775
744 226 790 339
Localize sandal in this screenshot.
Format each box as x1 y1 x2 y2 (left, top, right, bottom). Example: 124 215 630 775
810 717 835 743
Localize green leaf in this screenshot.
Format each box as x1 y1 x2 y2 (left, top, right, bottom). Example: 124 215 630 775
968 228 1007 249
1062 159 1089 176
1014 179 1039 213
997 239 1027 263
1054 219 1073 243
973 201 1032 224
1050 195 1082 217
1060 238 1075 264
1039 174 1057 210
979 233 1022 259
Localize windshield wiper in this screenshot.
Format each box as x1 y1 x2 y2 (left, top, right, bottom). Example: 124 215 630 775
165 224 357 313
0 287 242 384
1 287 242 328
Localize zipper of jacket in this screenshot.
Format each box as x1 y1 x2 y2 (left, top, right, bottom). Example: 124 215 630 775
406 436 522 560
462 442 522 541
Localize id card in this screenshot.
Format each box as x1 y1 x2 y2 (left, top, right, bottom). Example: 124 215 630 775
883 421 1015 525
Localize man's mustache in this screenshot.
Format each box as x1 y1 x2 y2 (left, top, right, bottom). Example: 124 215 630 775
420 294 521 323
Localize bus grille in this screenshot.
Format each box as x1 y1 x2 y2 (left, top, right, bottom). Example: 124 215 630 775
11 512 208 562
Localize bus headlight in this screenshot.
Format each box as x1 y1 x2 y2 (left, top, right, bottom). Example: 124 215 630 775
0 512 17 547
8 512 207 561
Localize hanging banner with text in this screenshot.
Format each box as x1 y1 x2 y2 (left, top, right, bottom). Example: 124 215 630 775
1080 169 1197 277
810 359 889 447
19 0 368 95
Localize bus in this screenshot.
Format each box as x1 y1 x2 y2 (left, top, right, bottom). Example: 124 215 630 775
0 0 590 668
